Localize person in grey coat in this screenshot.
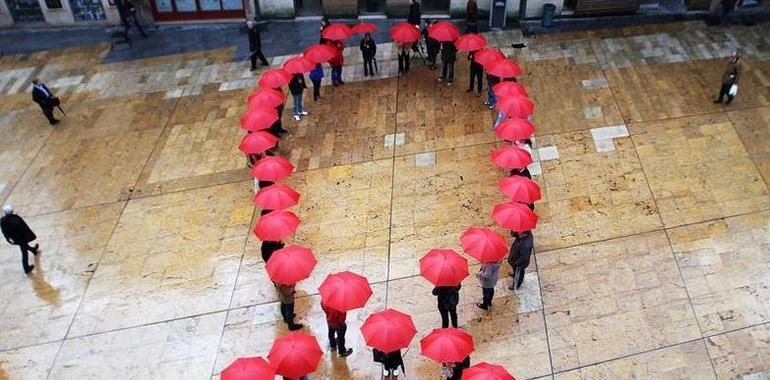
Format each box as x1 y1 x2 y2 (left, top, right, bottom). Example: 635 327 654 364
507 230 533 290
476 260 502 310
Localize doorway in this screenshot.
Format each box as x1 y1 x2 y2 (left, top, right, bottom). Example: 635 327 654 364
294 0 322 16
358 0 384 15
6 0 45 23
422 0 449 15
150 0 245 21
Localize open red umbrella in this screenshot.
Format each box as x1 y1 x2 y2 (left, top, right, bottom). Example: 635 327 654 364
490 145 532 170
251 156 294 181
460 227 508 263
474 48 505 67
318 271 373 311
419 249 469 286
492 82 528 98
389 22 421 44
266 245 317 285
247 88 284 109
258 68 292 88
486 59 523 78
268 332 323 379
462 363 516 380
240 107 279 132
254 210 301 241
360 309 417 353
322 23 353 40
499 176 541 204
282 56 314 74
428 21 460 42
491 202 538 232
238 131 278 154
221 357 275 380
496 95 535 118
494 118 535 142
420 328 475 364
303 44 337 63
352 22 378 34
253 184 301 210
455 33 487 52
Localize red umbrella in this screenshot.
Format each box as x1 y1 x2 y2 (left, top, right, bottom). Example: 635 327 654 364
486 59 523 78
268 332 323 379
352 22 378 34
322 23 353 40
303 44 336 63
427 21 460 42
474 48 505 67
282 56 314 74
221 357 275 380
238 131 278 154
266 245 317 285
360 309 417 353
420 328 475 364
253 184 301 210
494 118 535 141
462 362 517 380
251 156 294 181
258 68 292 88
492 82 528 98
491 202 538 232
419 249 469 286
460 227 508 263
389 22 421 44
318 271 373 311
490 145 532 170
499 176 541 203
240 107 279 132
455 33 487 52
496 95 535 118
247 88 284 109
254 210 301 241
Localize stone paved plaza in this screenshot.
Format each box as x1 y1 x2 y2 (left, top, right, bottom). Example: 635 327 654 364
0 21 769 379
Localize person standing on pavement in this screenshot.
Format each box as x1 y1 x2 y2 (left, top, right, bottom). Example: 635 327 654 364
288 73 308 121
465 0 478 33
485 73 500 109
309 63 324 102
442 356 471 380
247 20 269 70
467 50 483 95
373 349 405 379
276 282 304 330
360 33 377 77
432 284 461 328
320 16 331 43
438 41 457 85
261 240 284 263
31 78 60 125
424 20 440 70
507 230 533 290
714 51 742 105
397 42 411 75
322 302 353 357
476 259 502 310
1 205 39 274
408 0 421 26
329 40 345 86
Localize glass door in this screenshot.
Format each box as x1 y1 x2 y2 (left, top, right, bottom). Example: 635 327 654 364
6 0 45 23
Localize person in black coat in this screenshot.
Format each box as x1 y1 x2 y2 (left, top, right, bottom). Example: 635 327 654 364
373 349 405 379
438 41 457 84
507 230 533 290
1 205 39 274
445 356 471 380
397 42 411 75
359 33 377 77
407 0 421 26
467 50 483 95
261 240 284 263
423 20 440 70
31 78 59 125
288 73 308 121
116 0 147 43
432 284 461 328
247 20 269 70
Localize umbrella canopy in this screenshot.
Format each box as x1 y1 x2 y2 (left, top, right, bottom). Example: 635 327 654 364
318 271 373 311
474 48 506 67
427 21 461 42
389 22 421 44
462 363 517 380
268 332 323 379
460 227 508 263
258 68 292 88
491 202 538 232
254 210 301 241
490 145 533 170
420 328 475 364
253 184 301 210
496 95 535 118
221 357 275 380
266 245 317 285
486 59 523 78
282 56 314 74
322 23 353 40
238 131 278 155
251 156 294 181
499 176 541 204
455 33 487 52
352 22 378 34
419 249 469 286
360 308 417 353
492 82 528 98
247 88 284 109
303 44 337 63
494 118 535 142
240 107 279 132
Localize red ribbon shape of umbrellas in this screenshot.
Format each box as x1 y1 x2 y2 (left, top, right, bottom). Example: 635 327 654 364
268 332 323 379
240 107 279 132
494 118 535 142
258 68 292 88
428 21 461 42
499 176 541 204
474 48 506 67
250 156 294 182
492 82 529 98
460 227 509 263
491 202 538 232
238 131 278 154
303 44 337 63
352 22 378 34
254 210 301 241
490 145 533 170
265 244 317 285
420 327 475 364
318 271 373 311
282 56 315 74
253 184 301 210
360 308 418 354
496 95 535 118
462 362 517 380
221 357 275 380
321 23 353 40
247 88 284 109
420 249 469 286
455 33 487 52
389 22 421 44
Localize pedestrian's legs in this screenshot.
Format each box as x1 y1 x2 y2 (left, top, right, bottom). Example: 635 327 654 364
250 52 258 70
280 303 290 323
277 104 284 118
449 307 458 328
475 70 482 93
19 245 32 273
515 266 526 289
297 93 304 113
716 83 730 103
364 59 370 76
441 62 448 80
328 325 337 348
312 79 321 101
122 21 132 43
448 62 455 82
292 94 301 115
487 86 496 107
367 58 374 76
129 15 147 37
438 306 449 328
42 106 56 124
336 323 347 354
404 54 410 73
482 287 494 306
398 53 405 74
256 50 269 66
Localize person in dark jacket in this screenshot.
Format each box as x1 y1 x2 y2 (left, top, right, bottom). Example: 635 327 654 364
288 73 308 121
509 167 531 179
714 51 742 105
720 0 740 26
247 20 269 70
360 33 377 77
373 349 405 379
485 73 500 109
261 240 284 263
438 41 457 84
328 40 345 86
476 260 502 310
31 78 59 125
322 303 353 357
432 284 461 328
508 230 533 290
309 63 324 102
408 0 421 26
397 42 411 75
465 0 478 33
467 50 483 95
116 0 147 42
320 16 331 43
444 356 471 380
1 205 39 274
424 20 440 70
277 282 304 330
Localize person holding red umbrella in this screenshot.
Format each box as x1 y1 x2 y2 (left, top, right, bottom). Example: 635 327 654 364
507 230 533 290
423 20 440 69
443 356 471 380
321 303 353 357
277 282 303 330
360 33 377 77
432 283 461 328
374 349 405 379
438 40 457 85
288 73 308 121
476 260 502 310
467 50 483 95
397 42 412 75
329 40 345 86
309 63 324 102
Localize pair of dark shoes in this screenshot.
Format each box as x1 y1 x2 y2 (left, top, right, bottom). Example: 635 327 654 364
49 119 59 125
288 323 304 331
329 343 353 357
476 303 489 310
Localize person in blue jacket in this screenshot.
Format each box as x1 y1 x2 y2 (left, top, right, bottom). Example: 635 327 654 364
309 63 324 102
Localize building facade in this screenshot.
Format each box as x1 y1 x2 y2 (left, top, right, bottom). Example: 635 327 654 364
1 0 121 26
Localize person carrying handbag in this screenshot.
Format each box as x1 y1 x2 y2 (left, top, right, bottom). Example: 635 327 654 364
714 51 742 105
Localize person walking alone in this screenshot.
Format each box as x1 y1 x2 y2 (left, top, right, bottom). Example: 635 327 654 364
432 284 461 328
288 73 308 121
31 78 60 125
467 50 483 95
465 0 478 33
247 20 269 70
309 63 324 102
1 205 39 274
277 282 304 330
373 349 405 379
360 33 377 77
438 41 457 85
322 302 353 357
116 0 147 43
714 51 742 105
508 230 533 290
476 259 502 310
408 0 421 26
